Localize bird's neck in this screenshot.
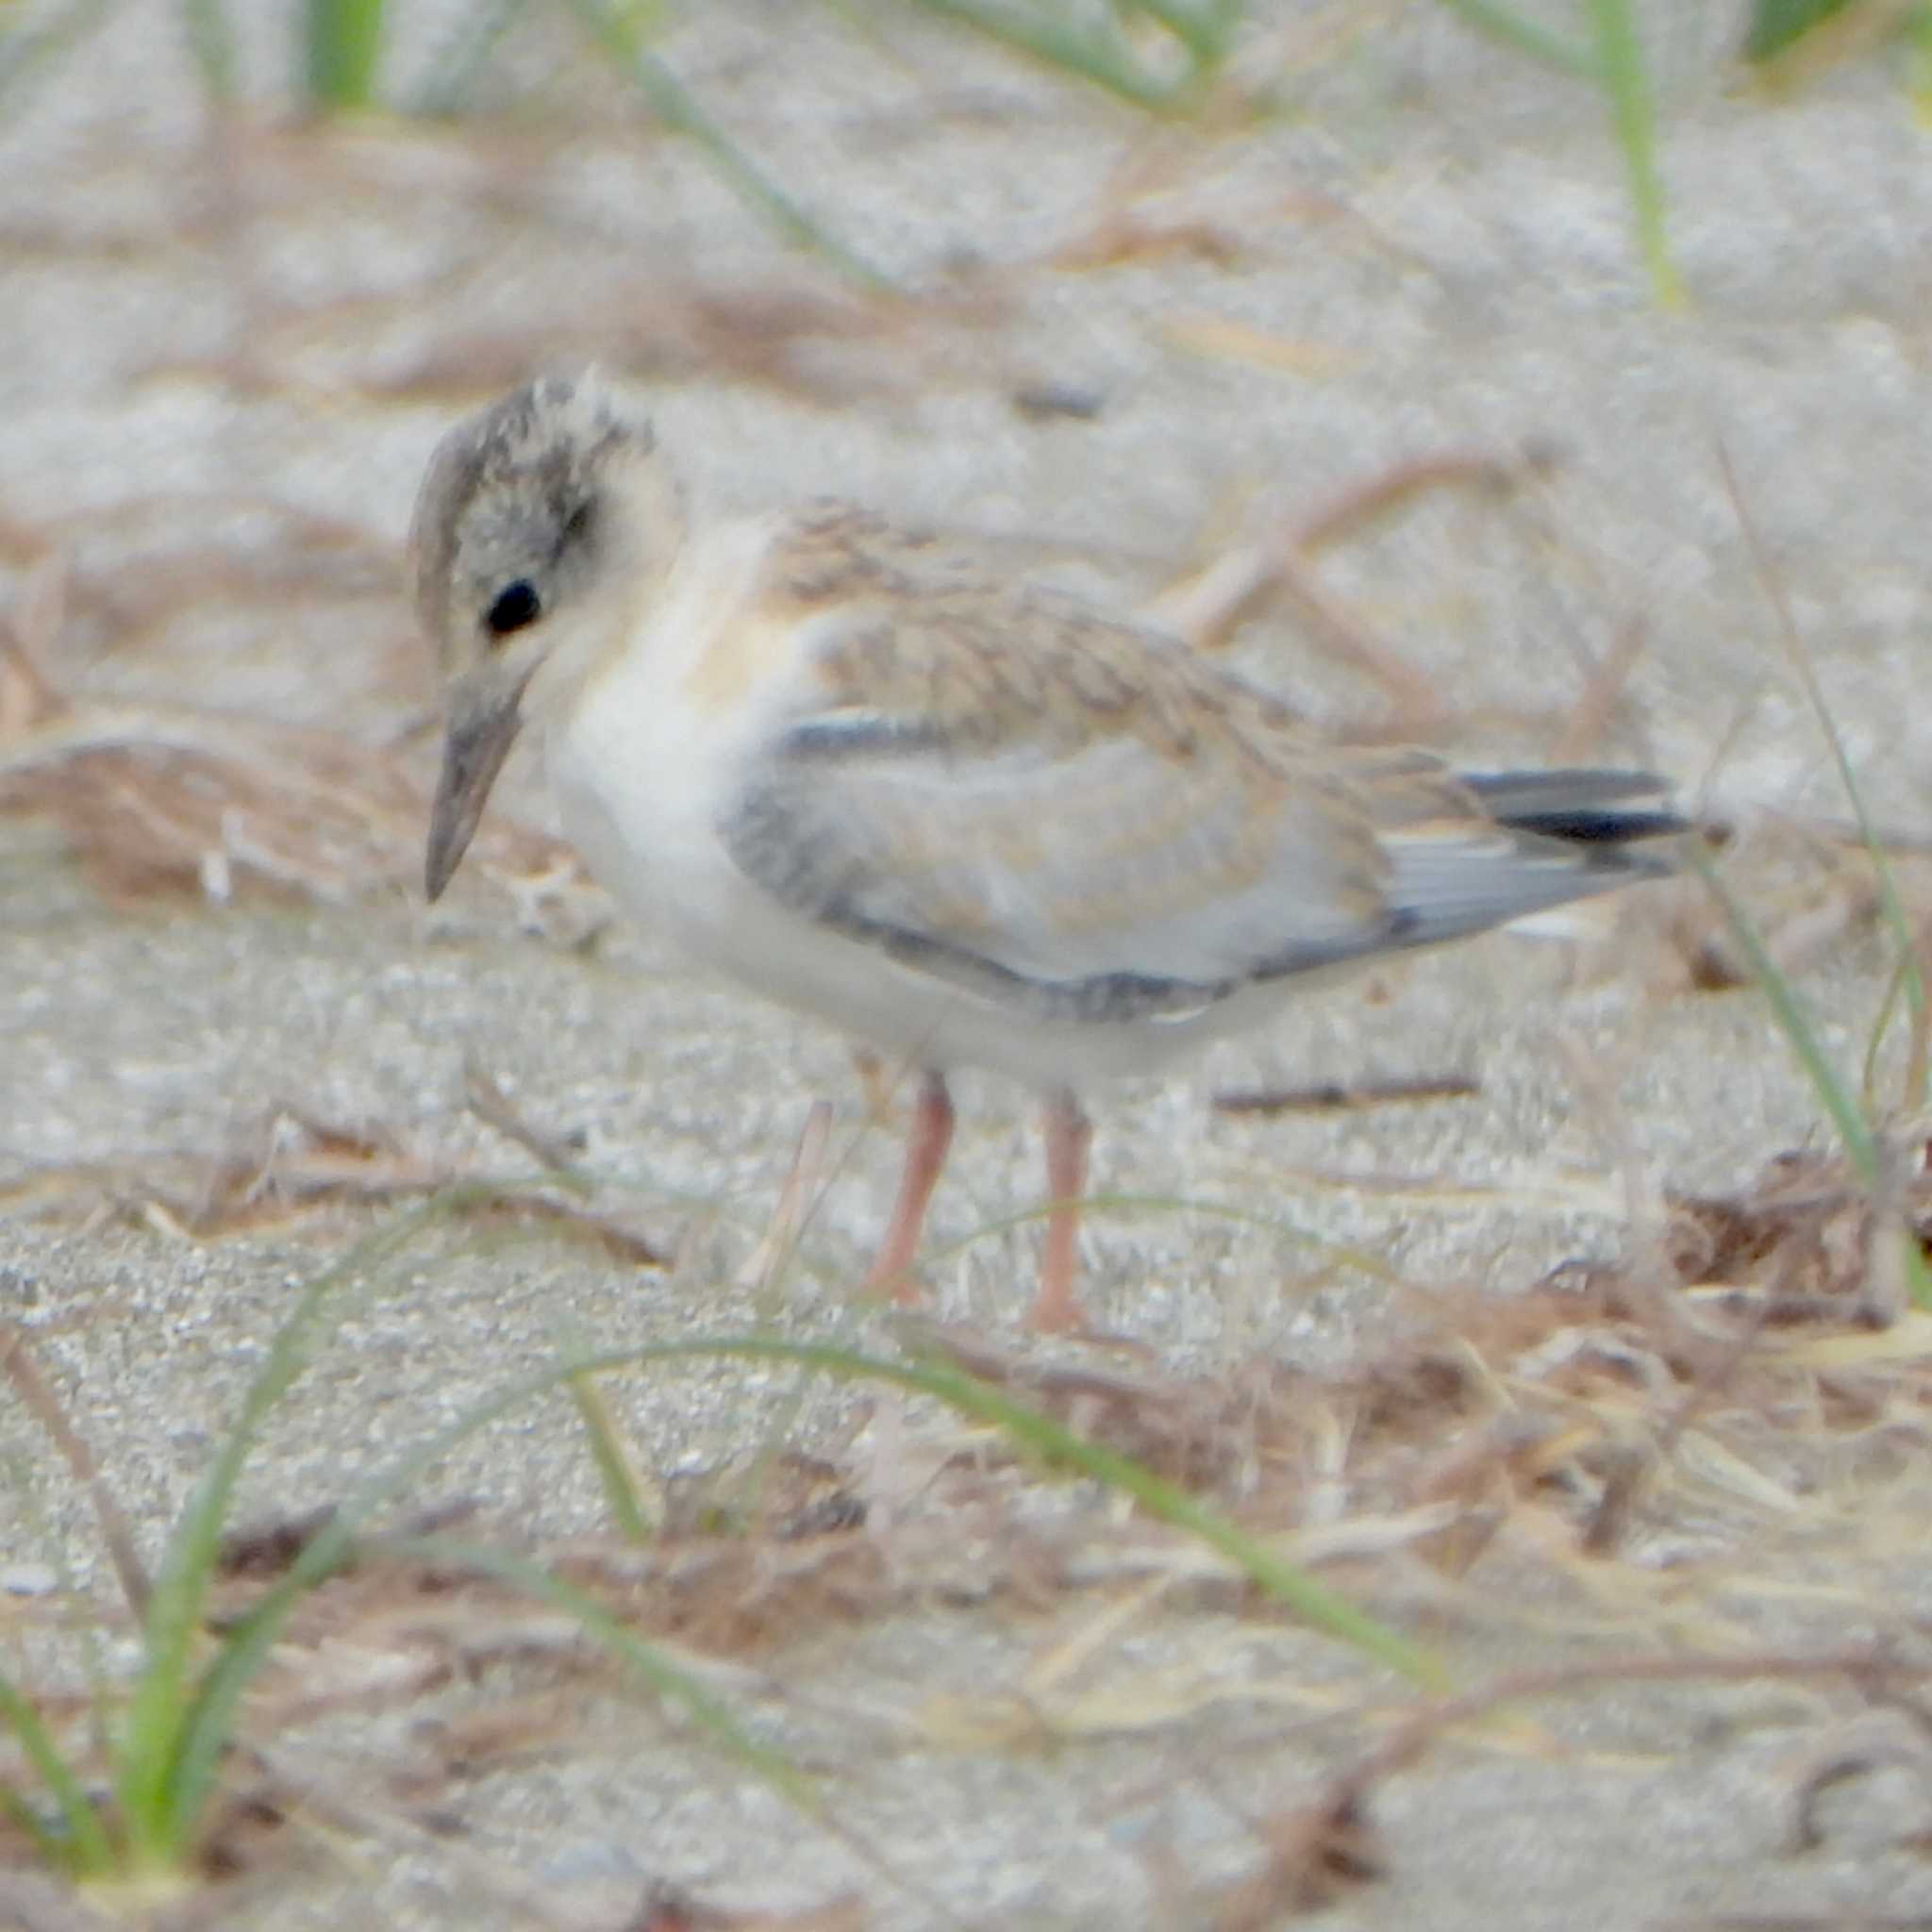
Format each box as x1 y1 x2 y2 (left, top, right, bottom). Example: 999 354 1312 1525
525 461 691 729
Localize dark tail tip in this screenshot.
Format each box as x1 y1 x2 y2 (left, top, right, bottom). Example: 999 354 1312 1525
1459 769 1688 850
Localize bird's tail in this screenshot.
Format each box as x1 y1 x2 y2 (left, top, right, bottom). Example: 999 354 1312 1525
1458 768 1688 855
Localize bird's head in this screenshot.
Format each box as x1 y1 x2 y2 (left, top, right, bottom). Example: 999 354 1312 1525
410 369 680 901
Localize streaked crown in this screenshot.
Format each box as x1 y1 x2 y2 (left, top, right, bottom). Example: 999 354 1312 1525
409 369 662 681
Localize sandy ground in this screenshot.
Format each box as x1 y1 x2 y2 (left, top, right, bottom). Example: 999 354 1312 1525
5 3 1932 1927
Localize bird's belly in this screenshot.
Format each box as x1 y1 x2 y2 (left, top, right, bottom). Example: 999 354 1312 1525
545 746 1252 1091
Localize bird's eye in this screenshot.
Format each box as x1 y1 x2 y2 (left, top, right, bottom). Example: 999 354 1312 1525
484 579 542 638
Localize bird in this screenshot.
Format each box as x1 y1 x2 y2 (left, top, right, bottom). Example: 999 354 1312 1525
413 370 1681 1335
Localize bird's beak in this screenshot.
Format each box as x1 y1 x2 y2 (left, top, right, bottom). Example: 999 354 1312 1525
425 673 526 902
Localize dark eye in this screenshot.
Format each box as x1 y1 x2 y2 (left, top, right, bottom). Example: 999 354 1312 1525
484 579 542 638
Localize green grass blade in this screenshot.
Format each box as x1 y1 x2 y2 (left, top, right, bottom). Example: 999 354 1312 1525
388 1534 932 1908
887 1346 1441 1682
1437 0 1676 299
171 1320 1438 1830
1119 0 1239 66
1715 437 1929 1111
608 1337 1444 1687
2 1452 118 1784
1434 0 1600 78
0 1669 115 1874
1688 850 1932 1312
1684 840 1877 1178
1863 949 1912 1111
113 1199 445 1864
407 0 531 115
926 1190 1410 1289
1802 739 1926 1115
181 0 237 101
158 1326 668 1834
390 1537 815 1801
559 0 890 287
563 1357 658 1542
1743 0 1857 62
304 0 385 109
494 1158 1412 1300
1586 0 1681 305
906 0 1188 108
1 1785 76 1874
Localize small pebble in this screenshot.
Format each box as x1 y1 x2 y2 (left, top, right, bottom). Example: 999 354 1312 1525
1011 380 1107 422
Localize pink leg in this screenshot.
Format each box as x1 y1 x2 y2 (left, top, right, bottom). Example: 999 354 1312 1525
1029 1090 1091 1334
862 1070 954 1306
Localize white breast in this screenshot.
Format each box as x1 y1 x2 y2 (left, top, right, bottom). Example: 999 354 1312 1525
542 518 776 957
538 520 1288 1090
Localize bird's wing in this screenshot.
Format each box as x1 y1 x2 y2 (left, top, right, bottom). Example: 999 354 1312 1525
715 529 1667 1024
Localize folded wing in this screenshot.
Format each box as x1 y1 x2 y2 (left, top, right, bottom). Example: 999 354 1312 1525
718 590 1678 1024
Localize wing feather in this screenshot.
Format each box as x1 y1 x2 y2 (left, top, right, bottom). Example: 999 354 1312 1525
716 519 1674 1023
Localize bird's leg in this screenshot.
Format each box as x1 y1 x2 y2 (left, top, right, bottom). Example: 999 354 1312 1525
862 1069 954 1306
1029 1089 1092 1334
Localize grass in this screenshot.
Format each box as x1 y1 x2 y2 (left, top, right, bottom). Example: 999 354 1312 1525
1746 0 1858 60
1714 438 1929 1123
407 0 528 114
88 1208 432 1876
858 0 1690 300
613 1334 1442 1686
11 1159 1924 1912
0 1199 797 1886
23 981 1917 1905
1582 0 1679 305
0 1186 1437 1900
0 1 1916 307
304 0 386 109
5 848 1928 1907
1687 440 1932 1313
1744 0 1932 88
1 0 1911 301
0 1204 448 1882
892 0 1243 110
1436 0 1598 77
182 0 238 102
1433 0 1679 304
557 0 890 288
